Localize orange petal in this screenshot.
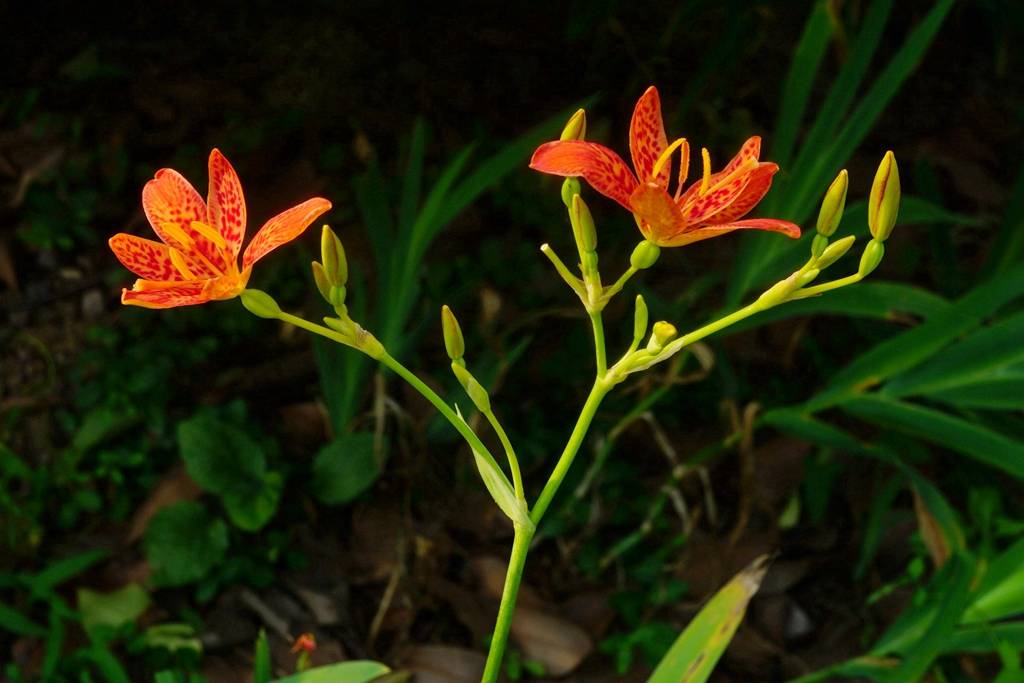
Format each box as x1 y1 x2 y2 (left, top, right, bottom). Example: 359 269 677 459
242 198 332 268
121 280 211 309
109 233 180 281
629 182 687 244
662 218 800 247
530 141 638 211
677 136 762 206
629 86 670 185
142 168 228 273
702 162 779 225
207 149 247 260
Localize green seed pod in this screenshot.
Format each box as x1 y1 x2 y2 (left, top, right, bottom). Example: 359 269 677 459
441 305 465 361
239 289 281 319
868 152 900 242
816 235 856 269
859 239 885 277
816 169 848 237
571 194 598 253
633 295 648 346
630 240 661 270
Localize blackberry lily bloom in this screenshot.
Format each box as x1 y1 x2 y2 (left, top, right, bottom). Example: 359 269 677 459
109 149 331 308
530 86 800 247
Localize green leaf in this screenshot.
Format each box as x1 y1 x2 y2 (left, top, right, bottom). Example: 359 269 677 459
178 414 280 531
254 629 271 683
963 537 1024 624
925 376 1024 410
143 502 228 587
884 310 1024 397
273 661 391 683
77 583 150 639
311 433 383 505
841 396 1024 480
0 601 47 637
82 644 132 683
646 556 769 683
808 261 1024 411
31 549 109 591
454 407 530 529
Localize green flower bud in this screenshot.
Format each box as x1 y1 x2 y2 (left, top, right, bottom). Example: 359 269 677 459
816 235 856 269
633 295 648 346
323 316 355 336
329 285 347 308
561 178 581 208
559 108 587 141
647 320 677 351
321 225 348 285
312 261 332 302
811 234 829 259
452 362 490 413
240 289 281 319
441 305 465 361
859 239 885 277
630 240 661 270
758 278 796 308
816 169 848 237
570 194 598 254
796 268 820 288
868 151 900 242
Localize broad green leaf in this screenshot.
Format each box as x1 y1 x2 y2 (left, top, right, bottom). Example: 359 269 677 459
646 555 769 683
963 537 1024 624
311 433 383 506
178 414 280 530
0 601 47 636
841 396 1024 480
71 405 138 453
273 661 391 683
884 311 1024 398
77 583 150 639
808 261 1024 411
926 376 1024 410
944 622 1024 653
143 502 228 587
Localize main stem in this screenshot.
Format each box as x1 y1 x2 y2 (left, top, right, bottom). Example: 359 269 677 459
479 523 533 683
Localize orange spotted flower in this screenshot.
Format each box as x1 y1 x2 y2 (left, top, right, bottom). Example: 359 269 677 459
109 149 331 308
530 86 800 247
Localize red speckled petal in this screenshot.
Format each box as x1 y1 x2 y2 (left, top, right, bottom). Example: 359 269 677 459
677 136 763 206
628 182 687 244
530 141 638 211
109 233 179 281
629 86 670 185
243 197 332 268
207 149 247 260
121 280 211 309
663 218 800 247
142 168 228 273
702 163 779 225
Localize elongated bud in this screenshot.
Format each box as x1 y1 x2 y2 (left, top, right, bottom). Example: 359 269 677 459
630 240 661 270
868 152 900 242
559 109 587 141
451 363 490 413
570 194 598 254
796 268 820 288
647 321 677 351
312 261 332 302
633 295 648 345
441 305 465 361
323 316 355 336
816 235 856 269
859 239 885 277
816 170 848 237
321 226 348 285
329 286 347 309
758 277 797 308
810 234 828 259
561 178 581 208
240 289 281 319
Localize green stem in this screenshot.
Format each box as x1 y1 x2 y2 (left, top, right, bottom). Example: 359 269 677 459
602 265 638 301
589 311 607 377
484 409 525 501
788 272 862 300
480 523 533 683
530 378 610 525
675 298 767 348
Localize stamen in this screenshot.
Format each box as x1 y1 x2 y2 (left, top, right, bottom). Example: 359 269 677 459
160 222 195 249
169 248 197 280
705 157 758 195
699 148 712 196
674 140 691 201
651 138 688 181
190 221 227 250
